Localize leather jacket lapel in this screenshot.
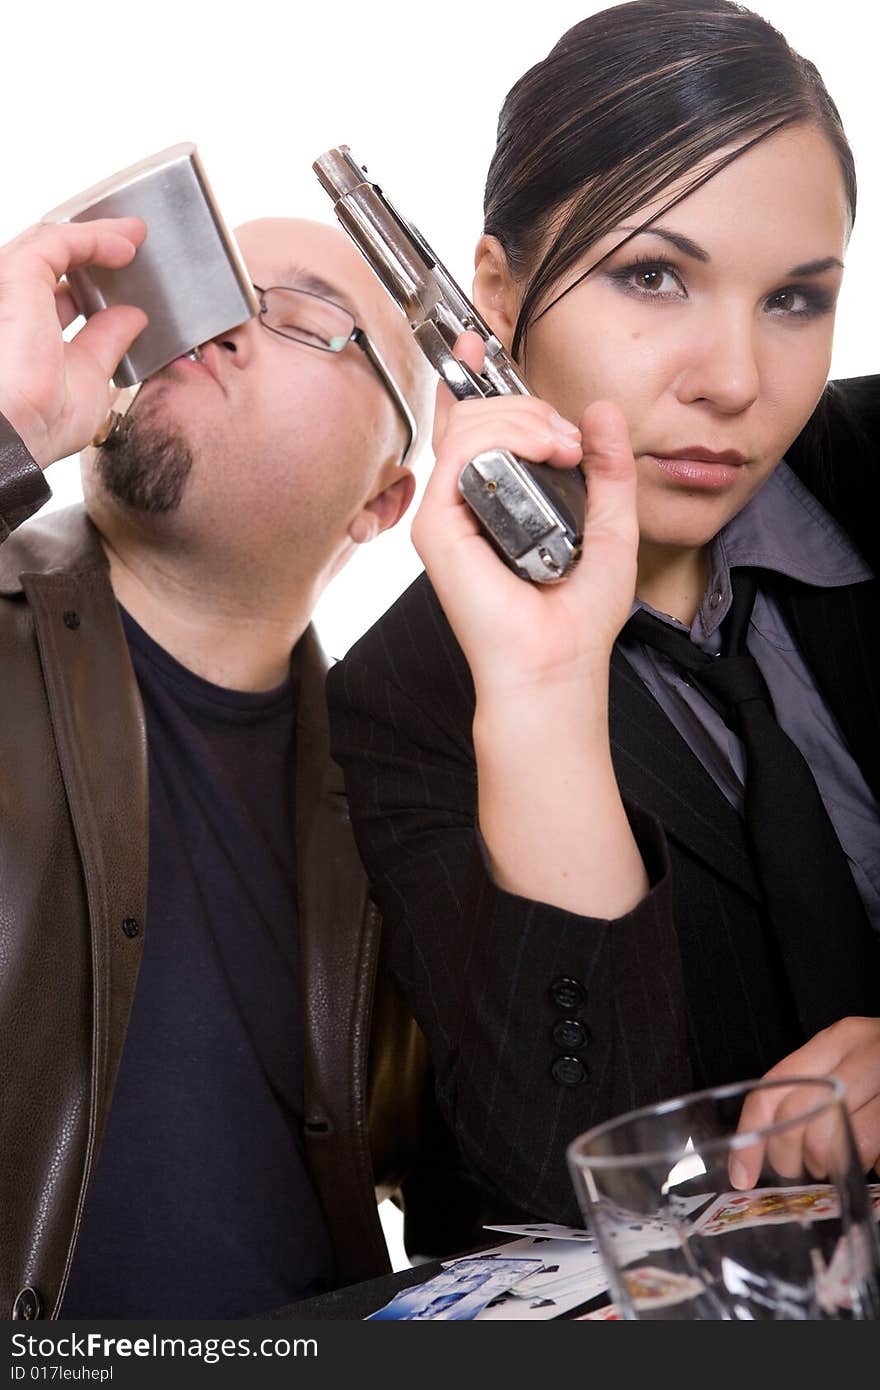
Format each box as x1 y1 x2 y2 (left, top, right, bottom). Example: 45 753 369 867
293 629 391 1282
23 568 148 1122
22 561 148 1315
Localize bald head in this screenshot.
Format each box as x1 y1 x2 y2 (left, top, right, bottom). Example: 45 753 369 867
233 217 434 457
84 212 434 616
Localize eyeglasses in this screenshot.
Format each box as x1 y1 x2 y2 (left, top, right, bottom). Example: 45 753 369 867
252 283 416 467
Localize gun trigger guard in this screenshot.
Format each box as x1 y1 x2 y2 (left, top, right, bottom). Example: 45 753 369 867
412 320 491 403
438 356 488 401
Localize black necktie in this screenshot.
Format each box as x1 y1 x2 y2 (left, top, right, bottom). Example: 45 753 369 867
623 570 880 1038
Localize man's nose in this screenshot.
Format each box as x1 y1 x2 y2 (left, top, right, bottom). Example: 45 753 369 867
209 313 257 367
674 303 761 415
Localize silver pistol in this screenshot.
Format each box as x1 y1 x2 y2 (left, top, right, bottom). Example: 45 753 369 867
313 146 584 583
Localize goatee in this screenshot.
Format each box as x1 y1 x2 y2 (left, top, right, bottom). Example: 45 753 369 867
95 387 194 514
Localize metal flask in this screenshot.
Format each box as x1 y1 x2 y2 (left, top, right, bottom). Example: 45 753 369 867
42 142 258 387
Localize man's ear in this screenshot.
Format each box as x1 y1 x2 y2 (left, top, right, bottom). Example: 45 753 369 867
473 235 520 352
347 469 416 545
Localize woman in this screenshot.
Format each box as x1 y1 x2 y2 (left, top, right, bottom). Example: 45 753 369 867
327 0 880 1224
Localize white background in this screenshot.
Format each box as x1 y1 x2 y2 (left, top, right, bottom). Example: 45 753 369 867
2 0 876 662
3 0 875 1275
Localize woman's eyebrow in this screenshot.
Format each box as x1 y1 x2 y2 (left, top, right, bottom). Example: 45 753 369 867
616 225 710 261
615 229 843 279
786 256 844 277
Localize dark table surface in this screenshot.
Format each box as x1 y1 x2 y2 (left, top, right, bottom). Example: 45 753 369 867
268 1260 445 1320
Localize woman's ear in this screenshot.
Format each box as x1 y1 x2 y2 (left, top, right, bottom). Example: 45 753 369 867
473 235 520 352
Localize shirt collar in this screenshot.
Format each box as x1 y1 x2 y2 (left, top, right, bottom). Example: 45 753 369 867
690 461 873 641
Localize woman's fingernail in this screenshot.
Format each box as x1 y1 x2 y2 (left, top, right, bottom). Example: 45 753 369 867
551 411 581 437
729 1157 750 1190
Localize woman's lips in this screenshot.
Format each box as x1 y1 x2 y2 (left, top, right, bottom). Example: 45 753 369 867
646 448 747 490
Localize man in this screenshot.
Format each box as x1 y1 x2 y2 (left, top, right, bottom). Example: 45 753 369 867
0 211 436 1319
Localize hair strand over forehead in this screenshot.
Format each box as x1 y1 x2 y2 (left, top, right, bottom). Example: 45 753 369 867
482 0 857 359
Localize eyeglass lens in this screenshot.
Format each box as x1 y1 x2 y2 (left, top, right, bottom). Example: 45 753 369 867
259 287 353 352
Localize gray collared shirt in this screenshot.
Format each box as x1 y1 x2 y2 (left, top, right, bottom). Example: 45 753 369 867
618 461 880 932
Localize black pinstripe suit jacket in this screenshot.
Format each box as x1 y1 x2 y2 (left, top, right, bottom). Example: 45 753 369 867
327 376 880 1224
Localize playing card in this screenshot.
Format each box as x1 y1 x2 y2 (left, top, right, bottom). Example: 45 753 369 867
812 1237 852 1314
502 1241 606 1293
691 1184 839 1237
476 1273 610 1321
483 1196 714 1249
443 1234 575 1264
449 1236 612 1319
482 1222 595 1242
622 1264 704 1309
812 1224 877 1316
366 1256 544 1320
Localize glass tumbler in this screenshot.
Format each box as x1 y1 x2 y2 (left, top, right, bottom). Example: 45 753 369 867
567 1077 879 1319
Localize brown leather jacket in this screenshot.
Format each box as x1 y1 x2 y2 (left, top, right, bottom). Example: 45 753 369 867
0 430 428 1319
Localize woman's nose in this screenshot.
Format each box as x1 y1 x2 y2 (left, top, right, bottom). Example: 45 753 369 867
674 304 761 415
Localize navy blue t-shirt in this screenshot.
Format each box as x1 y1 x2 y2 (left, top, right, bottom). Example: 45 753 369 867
62 609 334 1318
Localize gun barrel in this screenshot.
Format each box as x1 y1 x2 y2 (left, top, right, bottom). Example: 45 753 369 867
313 145 583 582
313 148 438 323
314 147 532 401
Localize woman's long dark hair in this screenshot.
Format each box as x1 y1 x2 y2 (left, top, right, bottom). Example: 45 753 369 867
483 0 856 359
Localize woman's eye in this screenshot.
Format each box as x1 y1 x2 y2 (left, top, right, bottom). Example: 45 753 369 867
766 288 805 314
631 266 679 293
763 284 836 319
608 261 685 299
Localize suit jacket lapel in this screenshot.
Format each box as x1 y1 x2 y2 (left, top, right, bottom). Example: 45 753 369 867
609 646 760 902
414 569 760 903
609 574 880 901
779 577 880 805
